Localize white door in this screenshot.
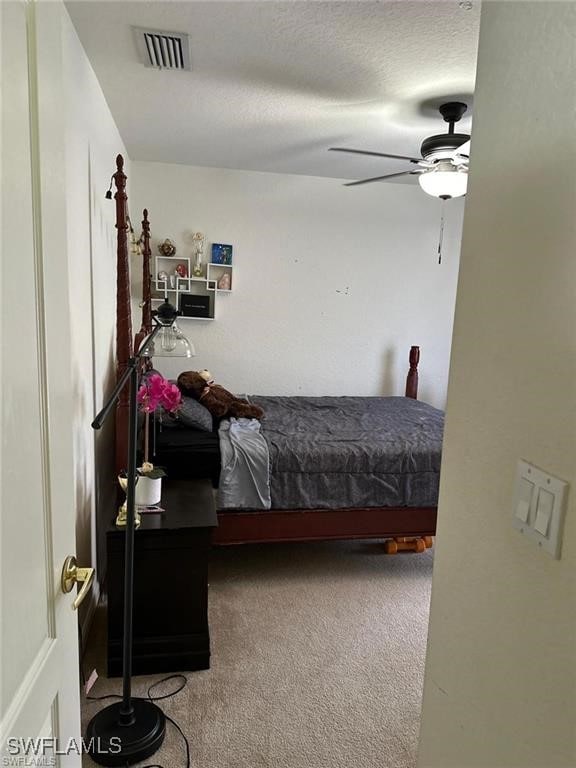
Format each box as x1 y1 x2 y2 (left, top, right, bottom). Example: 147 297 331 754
1 1 83 764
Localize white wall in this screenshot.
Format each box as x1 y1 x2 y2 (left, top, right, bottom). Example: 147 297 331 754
132 162 464 409
418 3 576 767
62 7 129 620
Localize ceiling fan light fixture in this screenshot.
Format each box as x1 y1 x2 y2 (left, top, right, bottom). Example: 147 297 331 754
331 102 470 192
418 162 468 200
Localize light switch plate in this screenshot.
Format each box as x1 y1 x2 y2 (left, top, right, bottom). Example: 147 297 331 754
512 460 568 559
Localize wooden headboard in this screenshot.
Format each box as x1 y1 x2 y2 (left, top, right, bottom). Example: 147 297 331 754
111 154 420 472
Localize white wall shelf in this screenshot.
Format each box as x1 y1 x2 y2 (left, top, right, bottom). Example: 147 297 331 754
207 262 233 292
153 254 233 320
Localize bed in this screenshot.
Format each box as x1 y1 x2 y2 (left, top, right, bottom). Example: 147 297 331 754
111 155 440 553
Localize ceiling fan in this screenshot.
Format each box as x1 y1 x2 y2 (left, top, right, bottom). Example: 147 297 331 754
330 101 471 200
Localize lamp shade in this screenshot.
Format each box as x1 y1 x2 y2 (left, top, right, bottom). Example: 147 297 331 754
418 163 468 199
140 320 195 358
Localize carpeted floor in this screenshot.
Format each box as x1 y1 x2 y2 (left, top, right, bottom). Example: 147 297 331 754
82 541 433 768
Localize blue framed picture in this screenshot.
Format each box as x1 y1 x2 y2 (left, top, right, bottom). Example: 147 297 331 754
211 243 233 265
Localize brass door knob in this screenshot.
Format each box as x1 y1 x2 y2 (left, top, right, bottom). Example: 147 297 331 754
61 555 95 610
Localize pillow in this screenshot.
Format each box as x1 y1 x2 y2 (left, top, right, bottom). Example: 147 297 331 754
141 367 163 381
157 395 213 433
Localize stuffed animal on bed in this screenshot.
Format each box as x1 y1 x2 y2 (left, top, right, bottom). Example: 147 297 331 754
177 369 264 421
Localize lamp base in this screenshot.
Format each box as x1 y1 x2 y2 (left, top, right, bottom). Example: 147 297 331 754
85 698 166 766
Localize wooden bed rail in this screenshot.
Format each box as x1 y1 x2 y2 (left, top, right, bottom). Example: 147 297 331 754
213 506 436 547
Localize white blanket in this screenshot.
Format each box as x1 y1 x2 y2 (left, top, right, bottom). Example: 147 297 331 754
217 418 271 510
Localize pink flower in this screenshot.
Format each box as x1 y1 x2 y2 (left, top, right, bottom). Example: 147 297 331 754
162 383 182 413
137 384 155 413
138 374 165 413
148 374 167 402
137 373 181 414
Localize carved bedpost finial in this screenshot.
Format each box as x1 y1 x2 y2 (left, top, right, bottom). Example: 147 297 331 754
113 153 132 471
133 207 154 370
113 155 130 355
141 208 152 334
113 157 126 199
405 345 420 399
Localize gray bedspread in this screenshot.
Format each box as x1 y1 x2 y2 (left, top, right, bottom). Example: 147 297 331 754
249 395 444 509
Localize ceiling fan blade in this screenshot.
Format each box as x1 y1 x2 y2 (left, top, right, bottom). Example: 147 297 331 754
330 147 422 164
453 139 471 160
344 170 422 187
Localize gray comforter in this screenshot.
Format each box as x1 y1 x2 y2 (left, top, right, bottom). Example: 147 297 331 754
248 395 444 509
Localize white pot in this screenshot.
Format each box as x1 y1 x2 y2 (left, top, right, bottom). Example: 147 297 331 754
135 475 162 507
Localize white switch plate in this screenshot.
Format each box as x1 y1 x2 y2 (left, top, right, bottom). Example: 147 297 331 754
512 460 568 559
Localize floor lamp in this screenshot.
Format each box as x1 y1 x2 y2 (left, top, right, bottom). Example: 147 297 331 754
86 301 193 766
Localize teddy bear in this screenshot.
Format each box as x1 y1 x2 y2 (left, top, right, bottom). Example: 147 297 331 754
177 369 264 421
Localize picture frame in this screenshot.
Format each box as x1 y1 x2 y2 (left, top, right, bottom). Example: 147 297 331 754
180 293 211 318
211 243 233 265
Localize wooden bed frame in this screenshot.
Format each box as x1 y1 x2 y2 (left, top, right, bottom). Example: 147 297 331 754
111 155 437 553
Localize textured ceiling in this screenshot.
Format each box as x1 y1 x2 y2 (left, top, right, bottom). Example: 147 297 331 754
65 1 480 182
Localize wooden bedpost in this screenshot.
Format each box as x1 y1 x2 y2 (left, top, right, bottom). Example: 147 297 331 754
133 208 153 363
405 345 420 399
385 344 432 554
114 154 132 473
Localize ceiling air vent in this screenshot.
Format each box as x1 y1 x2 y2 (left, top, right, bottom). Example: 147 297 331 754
133 27 191 71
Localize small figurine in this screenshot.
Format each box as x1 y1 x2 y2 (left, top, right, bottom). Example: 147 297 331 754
157 270 168 283
158 238 176 257
192 232 205 277
217 273 231 290
175 263 188 278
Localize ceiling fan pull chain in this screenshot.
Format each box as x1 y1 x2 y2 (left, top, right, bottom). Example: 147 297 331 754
437 201 446 265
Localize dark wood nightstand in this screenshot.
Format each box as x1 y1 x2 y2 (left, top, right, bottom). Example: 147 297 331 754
106 478 217 677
